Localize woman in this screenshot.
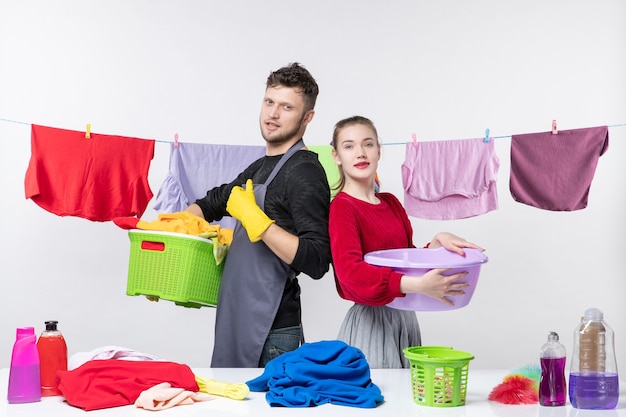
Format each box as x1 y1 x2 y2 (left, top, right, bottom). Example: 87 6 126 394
329 115 483 368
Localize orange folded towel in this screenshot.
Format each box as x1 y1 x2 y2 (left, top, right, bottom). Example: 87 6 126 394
135 382 214 410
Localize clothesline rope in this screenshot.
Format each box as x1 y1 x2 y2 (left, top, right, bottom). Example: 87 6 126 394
1 117 625 147
383 123 626 146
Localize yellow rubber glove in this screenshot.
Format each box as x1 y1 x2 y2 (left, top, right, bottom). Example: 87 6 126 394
194 375 249 400
226 179 275 242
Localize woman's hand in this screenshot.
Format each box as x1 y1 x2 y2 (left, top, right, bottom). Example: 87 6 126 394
428 232 484 256
400 268 470 306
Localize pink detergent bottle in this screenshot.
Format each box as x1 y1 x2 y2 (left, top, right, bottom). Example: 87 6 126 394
539 331 567 406
7 327 42 404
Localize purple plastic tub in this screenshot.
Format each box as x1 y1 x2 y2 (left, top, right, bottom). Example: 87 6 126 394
364 247 488 311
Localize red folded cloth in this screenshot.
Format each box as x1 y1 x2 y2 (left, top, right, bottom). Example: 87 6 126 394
57 360 198 411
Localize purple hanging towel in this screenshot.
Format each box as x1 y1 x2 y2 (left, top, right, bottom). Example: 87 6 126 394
154 142 265 228
509 126 609 211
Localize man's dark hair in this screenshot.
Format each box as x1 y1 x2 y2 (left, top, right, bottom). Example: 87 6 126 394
266 62 319 111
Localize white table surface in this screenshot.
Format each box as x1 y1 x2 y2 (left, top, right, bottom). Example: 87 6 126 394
1 368 625 416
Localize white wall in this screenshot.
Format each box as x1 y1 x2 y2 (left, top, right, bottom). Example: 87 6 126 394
1 0 624 370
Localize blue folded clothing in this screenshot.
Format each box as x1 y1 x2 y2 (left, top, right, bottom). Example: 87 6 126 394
246 340 384 408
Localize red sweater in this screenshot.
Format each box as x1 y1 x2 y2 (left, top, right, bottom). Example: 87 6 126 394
329 192 415 306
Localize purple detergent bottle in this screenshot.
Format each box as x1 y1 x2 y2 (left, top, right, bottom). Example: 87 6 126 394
569 308 619 409
539 331 567 406
7 327 42 404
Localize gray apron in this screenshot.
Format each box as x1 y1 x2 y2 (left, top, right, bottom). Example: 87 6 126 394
211 140 303 368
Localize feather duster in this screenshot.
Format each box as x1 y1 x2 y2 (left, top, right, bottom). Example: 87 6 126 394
488 365 541 405
511 364 541 386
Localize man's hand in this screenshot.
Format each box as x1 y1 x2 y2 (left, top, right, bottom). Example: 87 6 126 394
227 179 275 242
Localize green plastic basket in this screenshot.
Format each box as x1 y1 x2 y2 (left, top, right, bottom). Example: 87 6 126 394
126 230 225 308
403 346 474 407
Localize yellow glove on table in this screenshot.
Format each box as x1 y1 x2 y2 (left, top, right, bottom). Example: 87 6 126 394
226 179 275 242
195 375 249 400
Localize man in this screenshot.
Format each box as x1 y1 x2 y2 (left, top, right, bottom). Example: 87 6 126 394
187 63 331 367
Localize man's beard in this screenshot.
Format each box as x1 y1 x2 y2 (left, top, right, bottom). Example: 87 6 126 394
261 113 306 144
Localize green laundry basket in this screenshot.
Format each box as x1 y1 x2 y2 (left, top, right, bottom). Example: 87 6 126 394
403 346 474 407
126 230 225 308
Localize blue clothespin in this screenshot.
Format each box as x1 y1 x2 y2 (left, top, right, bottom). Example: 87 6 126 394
484 128 490 143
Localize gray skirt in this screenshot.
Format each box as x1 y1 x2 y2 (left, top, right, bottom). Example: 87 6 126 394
337 303 421 369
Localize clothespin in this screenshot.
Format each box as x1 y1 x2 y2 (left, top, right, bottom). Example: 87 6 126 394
551 119 558 135
374 172 380 192
411 133 418 147
85 123 91 139
174 133 179 148
484 128 490 143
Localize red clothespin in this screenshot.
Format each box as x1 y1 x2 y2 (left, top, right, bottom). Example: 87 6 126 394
174 133 179 148
484 128 491 143
411 133 418 147
85 123 91 139
551 119 558 135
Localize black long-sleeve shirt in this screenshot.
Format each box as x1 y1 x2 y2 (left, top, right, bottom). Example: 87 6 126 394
195 148 331 328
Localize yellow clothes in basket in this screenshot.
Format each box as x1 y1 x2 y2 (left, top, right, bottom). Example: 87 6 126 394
136 212 232 264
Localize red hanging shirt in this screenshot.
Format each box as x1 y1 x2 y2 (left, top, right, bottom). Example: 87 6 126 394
25 124 155 222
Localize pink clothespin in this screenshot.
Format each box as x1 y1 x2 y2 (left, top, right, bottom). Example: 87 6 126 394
551 120 558 135
484 128 491 143
174 133 179 148
411 133 418 147
85 123 91 139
